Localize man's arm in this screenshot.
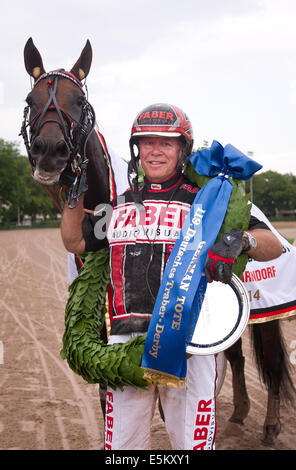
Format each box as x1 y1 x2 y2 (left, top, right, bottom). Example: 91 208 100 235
61 195 86 254
244 228 283 261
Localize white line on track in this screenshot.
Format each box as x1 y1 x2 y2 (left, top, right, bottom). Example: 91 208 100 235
0 341 3 364
0 298 102 449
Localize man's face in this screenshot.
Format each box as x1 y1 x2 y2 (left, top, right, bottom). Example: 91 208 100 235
138 136 183 183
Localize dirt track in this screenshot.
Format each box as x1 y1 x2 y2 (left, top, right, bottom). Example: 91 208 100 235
0 227 296 451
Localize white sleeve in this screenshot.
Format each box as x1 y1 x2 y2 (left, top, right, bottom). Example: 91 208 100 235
106 144 129 195
67 252 79 285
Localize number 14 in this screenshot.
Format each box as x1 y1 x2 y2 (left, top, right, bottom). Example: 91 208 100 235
248 289 260 302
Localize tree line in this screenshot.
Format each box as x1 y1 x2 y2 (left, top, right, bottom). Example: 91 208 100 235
1 138 296 229
0 139 57 228
246 171 296 218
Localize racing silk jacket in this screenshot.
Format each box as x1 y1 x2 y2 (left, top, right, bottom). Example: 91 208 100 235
82 172 267 336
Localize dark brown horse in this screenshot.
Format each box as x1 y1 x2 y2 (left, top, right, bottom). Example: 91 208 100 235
21 37 118 417
21 38 113 212
224 318 295 447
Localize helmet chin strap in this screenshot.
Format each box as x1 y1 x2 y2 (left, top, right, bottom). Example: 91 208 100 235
128 140 144 206
176 138 193 173
176 157 187 173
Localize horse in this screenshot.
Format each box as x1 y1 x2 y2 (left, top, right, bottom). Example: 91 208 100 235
224 319 295 447
20 38 115 211
224 216 296 448
20 37 122 417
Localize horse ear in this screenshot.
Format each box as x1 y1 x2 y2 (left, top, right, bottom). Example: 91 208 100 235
24 38 46 80
70 40 92 81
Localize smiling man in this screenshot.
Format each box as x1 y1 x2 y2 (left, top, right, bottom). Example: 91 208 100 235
61 103 282 450
138 135 183 183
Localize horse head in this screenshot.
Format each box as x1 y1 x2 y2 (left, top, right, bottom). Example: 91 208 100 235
21 38 95 187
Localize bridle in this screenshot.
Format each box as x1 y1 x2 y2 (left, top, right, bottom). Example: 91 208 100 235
20 69 96 208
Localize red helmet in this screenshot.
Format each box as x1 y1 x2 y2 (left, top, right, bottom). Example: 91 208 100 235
128 103 194 197
130 103 193 152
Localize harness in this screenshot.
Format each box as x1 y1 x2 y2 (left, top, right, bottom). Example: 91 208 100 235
20 69 96 208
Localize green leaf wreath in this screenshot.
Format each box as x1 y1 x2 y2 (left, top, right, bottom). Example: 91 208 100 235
60 163 251 390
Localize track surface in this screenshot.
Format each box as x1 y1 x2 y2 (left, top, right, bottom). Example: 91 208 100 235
0 228 295 450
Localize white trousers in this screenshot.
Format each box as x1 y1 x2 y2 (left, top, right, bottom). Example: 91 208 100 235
104 334 218 450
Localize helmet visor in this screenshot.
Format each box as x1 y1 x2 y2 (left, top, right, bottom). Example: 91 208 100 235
131 131 182 138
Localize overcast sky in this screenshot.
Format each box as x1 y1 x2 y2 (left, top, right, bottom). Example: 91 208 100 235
1 0 296 175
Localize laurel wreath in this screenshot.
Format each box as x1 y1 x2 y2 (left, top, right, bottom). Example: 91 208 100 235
60 163 251 390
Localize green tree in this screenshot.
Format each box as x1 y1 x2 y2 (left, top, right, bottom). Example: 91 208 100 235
21 159 57 223
0 139 23 224
0 138 56 226
249 170 296 217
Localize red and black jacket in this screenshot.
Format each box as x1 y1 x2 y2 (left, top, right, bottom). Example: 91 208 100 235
82 172 267 335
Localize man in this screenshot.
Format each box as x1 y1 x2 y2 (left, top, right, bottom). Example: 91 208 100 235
61 103 282 450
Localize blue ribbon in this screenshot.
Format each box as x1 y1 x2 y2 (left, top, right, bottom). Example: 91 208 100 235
141 141 262 384
192 140 261 180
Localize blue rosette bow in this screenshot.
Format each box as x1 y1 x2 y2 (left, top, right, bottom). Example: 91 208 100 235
191 140 261 180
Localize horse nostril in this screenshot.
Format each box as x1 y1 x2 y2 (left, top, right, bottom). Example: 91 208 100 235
31 136 46 156
56 140 69 158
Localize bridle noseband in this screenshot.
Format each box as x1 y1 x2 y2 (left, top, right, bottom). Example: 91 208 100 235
20 69 96 208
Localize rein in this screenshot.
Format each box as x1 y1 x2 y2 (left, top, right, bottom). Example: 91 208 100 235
20 69 96 208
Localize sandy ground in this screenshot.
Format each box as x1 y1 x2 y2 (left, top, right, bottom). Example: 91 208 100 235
0 226 295 452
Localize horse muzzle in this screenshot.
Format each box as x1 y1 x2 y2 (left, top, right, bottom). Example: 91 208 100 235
33 168 63 185
31 136 70 185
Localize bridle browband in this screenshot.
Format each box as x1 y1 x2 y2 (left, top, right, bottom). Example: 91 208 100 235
20 69 96 208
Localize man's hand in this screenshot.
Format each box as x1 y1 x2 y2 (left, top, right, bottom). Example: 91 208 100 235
204 229 247 284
